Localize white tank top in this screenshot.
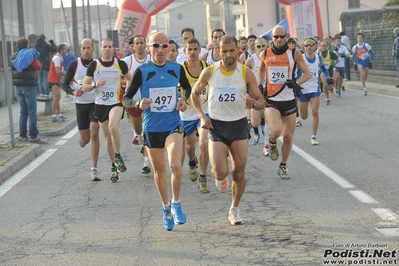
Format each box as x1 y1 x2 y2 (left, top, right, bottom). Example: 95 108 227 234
124 54 151 102
251 54 266 87
93 58 123 105
301 54 320 94
72 57 96 104
206 50 220 65
208 61 247 121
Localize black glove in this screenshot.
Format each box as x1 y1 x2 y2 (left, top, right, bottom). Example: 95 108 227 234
369 62 372 69
326 78 334 85
353 64 357 71
285 79 297 89
49 39 54 44
293 85 303 98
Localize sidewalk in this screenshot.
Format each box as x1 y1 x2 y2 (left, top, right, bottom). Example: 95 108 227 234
1 79 399 184
0 95 77 183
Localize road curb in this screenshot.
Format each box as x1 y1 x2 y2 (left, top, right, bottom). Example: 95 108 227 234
0 117 77 184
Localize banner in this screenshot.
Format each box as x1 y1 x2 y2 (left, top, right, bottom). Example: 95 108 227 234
114 0 174 54
276 0 323 43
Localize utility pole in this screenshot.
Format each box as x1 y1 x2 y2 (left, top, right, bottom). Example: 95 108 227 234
71 0 79 56
0 0 16 147
16 0 25 37
97 0 102 40
82 0 87 38
87 0 92 39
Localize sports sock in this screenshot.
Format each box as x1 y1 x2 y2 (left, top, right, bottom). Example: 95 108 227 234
253 127 259 135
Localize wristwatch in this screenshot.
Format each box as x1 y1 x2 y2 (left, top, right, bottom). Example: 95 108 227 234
91 80 96 88
135 100 141 108
252 101 257 109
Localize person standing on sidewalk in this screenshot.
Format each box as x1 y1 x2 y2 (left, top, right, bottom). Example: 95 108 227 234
48 44 68 122
351 33 374 96
61 38 101 181
123 32 191 231
35 34 57 98
392 28 399 88
82 38 131 183
10 37 47 144
191 35 265 225
258 25 311 180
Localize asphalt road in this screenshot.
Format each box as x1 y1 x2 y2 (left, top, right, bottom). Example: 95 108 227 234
0 89 398 266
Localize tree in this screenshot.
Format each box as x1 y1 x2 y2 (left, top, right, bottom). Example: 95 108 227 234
382 0 399 22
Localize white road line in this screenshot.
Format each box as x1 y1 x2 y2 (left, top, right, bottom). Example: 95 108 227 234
0 149 57 198
56 140 68 146
62 126 78 139
289 142 355 188
372 208 398 221
349 190 379 204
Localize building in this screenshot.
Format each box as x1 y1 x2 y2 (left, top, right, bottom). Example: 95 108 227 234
52 4 118 53
150 0 208 47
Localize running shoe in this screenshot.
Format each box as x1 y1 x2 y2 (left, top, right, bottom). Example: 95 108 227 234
78 139 85 147
326 99 330 105
277 165 289 180
228 208 244 225
262 144 269 156
364 90 368 96
91 168 101 181
341 85 345 91
17 136 30 142
215 177 229 193
198 179 209 194
110 166 119 183
188 156 198 181
162 205 174 231
132 135 139 145
141 161 151 174
268 138 279 161
311 137 319 146
29 136 48 144
51 116 64 122
252 134 260 145
296 120 302 127
115 155 127 173
337 90 342 98
171 201 187 224
58 114 67 121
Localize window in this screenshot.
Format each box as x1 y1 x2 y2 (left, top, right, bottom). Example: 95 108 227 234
348 0 360 8
178 13 183 20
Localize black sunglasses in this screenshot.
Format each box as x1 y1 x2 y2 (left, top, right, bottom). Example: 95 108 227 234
303 44 316 47
150 43 169 49
273 35 286 39
255 44 267 48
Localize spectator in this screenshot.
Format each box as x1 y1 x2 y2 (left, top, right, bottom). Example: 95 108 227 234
393 28 399 88
340 31 351 81
62 47 75 71
10 37 47 144
35 34 57 98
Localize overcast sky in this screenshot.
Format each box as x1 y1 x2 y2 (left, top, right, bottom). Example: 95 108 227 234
52 0 120 8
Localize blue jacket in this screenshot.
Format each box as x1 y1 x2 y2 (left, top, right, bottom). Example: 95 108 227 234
13 49 40 72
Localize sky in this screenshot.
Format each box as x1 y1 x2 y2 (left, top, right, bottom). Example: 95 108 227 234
52 0 120 9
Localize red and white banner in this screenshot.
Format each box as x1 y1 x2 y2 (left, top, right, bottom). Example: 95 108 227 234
276 0 323 43
114 0 174 54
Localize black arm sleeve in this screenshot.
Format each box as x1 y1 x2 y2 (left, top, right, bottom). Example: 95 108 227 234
86 61 97 77
179 65 191 99
118 59 129 74
122 68 142 108
61 60 78 95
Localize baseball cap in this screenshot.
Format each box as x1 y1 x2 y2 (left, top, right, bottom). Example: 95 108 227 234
39 34 46 39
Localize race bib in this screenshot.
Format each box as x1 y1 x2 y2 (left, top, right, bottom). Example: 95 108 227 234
214 85 239 103
149 87 177 112
324 62 331 69
360 52 368 60
268 66 288 84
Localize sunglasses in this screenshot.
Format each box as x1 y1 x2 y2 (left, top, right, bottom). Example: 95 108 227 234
303 44 316 47
150 43 169 49
273 35 286 39
255 44 267 48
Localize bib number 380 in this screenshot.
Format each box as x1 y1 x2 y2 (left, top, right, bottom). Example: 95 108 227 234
101 91 114 98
